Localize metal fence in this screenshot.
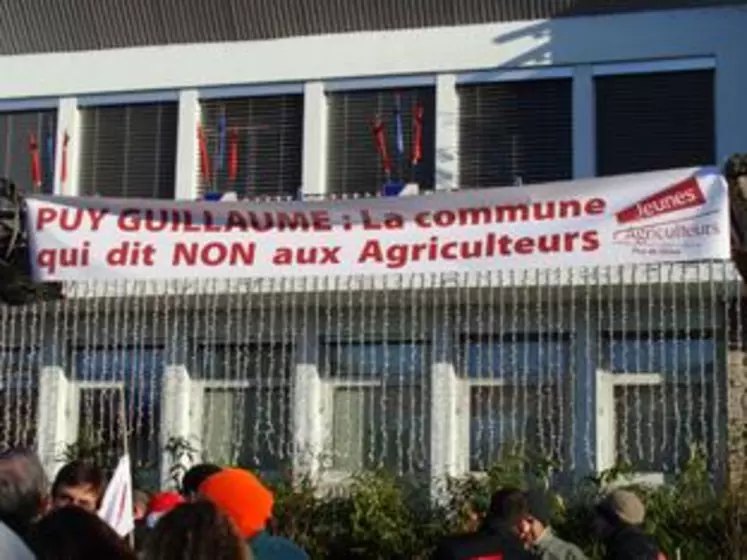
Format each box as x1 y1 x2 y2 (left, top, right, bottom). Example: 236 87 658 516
0 261 745 486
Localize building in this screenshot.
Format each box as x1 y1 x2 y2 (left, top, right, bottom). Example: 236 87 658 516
0 0 746 489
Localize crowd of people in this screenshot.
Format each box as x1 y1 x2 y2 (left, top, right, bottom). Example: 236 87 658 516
0 447 667 559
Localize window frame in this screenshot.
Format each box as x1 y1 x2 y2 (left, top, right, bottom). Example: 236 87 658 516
318 338 432 484
190 342 294 477
595 330 725 485
458 333 573 474
67 345 166 472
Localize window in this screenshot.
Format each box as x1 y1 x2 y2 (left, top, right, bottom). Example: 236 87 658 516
198 95 304 198
458 79 572 188
195 343 293 473
202 387 291 470
326 87 436 195
0 347 40 449
322 341 431 474
73 347 164 470
76 387 126 467
598 332 724 473
0 109 57 194
595 70 715 175
462 334 571 471
78 102 178 198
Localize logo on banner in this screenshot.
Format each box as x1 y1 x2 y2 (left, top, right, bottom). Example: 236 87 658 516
615 177 706 224
612 176 719 253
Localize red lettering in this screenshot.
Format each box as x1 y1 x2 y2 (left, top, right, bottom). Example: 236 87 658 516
514 237 534 254
172 242 255 266
582 230 600 251
36 208 57 230
319 247 341 264
311 210 332 231
414 211 431 228
585 198 606 215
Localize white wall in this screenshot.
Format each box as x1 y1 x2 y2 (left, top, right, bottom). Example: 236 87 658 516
1 6 746 160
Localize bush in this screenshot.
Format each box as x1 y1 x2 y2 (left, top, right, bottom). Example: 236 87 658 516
265 451 747 559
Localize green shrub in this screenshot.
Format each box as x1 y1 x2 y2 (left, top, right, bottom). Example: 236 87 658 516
265 450 747 560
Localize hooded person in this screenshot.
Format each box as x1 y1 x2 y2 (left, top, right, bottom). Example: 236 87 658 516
198 468 307 560
593 489 664 560
521 490 588 560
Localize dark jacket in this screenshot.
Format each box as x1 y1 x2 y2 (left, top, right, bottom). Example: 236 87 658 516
432 519 534 560
248 530 308 560
604 524 662 560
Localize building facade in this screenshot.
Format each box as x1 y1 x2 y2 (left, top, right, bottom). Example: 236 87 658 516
0 1 746 488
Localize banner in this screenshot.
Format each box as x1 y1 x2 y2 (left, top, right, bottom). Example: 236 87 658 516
25 167 730 282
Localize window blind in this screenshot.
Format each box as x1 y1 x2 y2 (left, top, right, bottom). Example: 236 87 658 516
326 87 436 195
595 70 715 176
198 95 304 199
0 109 57 194
78 102 178 198
458 79 573 188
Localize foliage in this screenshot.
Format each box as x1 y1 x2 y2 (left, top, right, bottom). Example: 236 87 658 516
260 448 747 560
162 435 199 490
58 425 119 471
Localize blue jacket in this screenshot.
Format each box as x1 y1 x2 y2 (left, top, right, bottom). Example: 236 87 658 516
248 531 309 560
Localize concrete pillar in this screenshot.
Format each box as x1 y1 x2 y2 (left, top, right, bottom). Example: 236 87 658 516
301 81 328 198
434 74 459 191
160 365 194 489
36 366 70 478
174 90 200 200
572 65 596 179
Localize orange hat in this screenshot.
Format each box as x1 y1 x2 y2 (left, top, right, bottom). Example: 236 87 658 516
198 468 274 538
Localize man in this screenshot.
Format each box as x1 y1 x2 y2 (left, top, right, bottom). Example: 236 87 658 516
199 467 308 559
519 490 588 560
132 489 153 556
51 460 107 513
180 463 222 500
593 489 664 560
0 448 49 559
432 488 534 560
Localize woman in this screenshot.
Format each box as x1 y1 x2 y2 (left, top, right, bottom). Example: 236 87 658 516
29 506 136 559
144 500 250 560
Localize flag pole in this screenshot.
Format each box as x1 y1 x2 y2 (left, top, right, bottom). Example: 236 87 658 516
118 386 135 550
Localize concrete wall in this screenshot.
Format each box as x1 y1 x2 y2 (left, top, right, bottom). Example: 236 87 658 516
1 6 747 199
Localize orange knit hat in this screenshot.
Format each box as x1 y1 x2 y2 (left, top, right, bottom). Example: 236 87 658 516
198 468 274 538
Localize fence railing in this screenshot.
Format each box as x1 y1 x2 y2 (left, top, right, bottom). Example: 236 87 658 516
0 262 745 488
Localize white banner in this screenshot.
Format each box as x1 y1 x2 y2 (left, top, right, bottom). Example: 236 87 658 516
25 167 730 282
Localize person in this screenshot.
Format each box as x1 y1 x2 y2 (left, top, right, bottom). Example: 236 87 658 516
199 468 307 559
520 489 588 560
133 489 153 557
593 489 663 560
181 463 222 500
432 487 534 559
143 500 252 560
134 489 151 522
0 448 47 559
50 459 107 513
29 505 136 559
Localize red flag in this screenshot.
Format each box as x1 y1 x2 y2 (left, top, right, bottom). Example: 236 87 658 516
372 117 391 176
60 131 70 184
29 133 42 191
411 103 424 165
197 124 211 182
228 128 239 182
